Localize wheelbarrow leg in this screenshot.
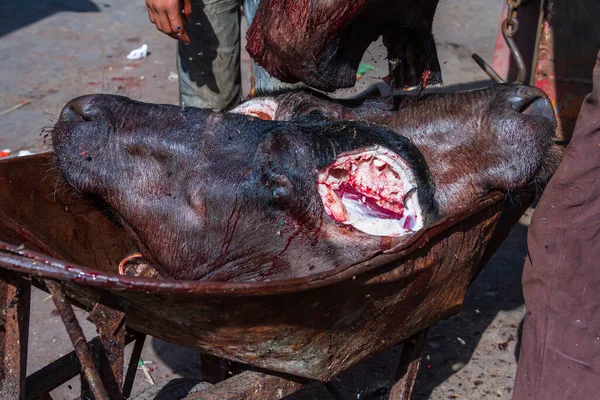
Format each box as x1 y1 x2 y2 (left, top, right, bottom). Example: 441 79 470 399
0 273 31 400
87 303 127 398
389 329 428 400
45 279 110 400
123 332 146 399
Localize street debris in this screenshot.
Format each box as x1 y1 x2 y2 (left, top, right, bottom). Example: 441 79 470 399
0 149 36 159
0 99 31 116
497 334 515 351
356 63 376 80
126 44 148 60
137 358 155 385
451 362 465 372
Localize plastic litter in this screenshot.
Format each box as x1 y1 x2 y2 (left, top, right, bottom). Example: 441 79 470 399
126 44 148 60
356 63 376 80
0 149 35 159
451 362 465 372
168 71 179 81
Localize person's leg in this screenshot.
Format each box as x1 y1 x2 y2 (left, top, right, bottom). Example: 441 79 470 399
513 51 600 399
242 0 305 94
177 0 242 111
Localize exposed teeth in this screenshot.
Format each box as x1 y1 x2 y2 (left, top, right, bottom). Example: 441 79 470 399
373 159 385 167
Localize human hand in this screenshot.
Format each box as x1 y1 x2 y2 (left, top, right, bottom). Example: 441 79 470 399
145 0 192 44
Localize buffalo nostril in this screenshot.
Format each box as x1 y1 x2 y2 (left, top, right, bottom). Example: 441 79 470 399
521 97 554 119
508 94 541 113
59 105 85 122
505 86 551 113
504 86 557 135
59 95 105 123
508 88 541 112
506 86 556 121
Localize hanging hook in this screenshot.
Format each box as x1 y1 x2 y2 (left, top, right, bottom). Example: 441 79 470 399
472 54 506 83
472 0 526 84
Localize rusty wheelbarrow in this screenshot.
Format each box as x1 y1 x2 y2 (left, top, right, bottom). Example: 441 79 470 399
0 153 532 399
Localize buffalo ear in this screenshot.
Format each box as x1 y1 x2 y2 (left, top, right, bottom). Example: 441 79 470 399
255 133 298 202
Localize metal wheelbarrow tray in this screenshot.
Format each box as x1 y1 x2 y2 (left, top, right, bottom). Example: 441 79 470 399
0 153 530 397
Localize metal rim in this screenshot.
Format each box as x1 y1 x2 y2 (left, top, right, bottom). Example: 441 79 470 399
0 192 504 297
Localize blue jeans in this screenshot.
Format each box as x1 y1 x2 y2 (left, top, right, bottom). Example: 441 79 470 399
177 0 303 111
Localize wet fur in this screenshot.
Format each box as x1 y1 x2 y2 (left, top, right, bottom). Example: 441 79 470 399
260 86 562 215
52 97 437 281
52 85 561 281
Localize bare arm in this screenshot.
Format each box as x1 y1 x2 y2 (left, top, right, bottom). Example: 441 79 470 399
145 0 192 45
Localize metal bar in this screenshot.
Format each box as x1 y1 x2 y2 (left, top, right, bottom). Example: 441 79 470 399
502 24 527 84
26 337 99 399
389 329 429 400
186 370 306 400
122 333 146 399
45 279 109 400
478 0 541 85
471 54 505 83
26 334 137 399
532 0 600 142
0 274 31 400
528 0 547 86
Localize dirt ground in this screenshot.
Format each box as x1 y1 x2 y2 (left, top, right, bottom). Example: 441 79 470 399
0 0 532 399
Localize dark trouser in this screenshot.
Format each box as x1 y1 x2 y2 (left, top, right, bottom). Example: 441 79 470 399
513 51 600 399
177 0 303 111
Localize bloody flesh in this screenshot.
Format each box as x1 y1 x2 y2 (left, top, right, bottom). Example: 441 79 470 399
317 149 422 236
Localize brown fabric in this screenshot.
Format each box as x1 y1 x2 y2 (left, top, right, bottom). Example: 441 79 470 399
513 52 600 399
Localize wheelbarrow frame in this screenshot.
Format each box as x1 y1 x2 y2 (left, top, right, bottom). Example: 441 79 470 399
0 152 532 399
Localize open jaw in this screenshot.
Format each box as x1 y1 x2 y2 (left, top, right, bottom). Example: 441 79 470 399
318 146 424 237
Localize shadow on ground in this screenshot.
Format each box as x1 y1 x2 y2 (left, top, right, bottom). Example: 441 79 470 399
410 223 527 399
0 0 100 38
